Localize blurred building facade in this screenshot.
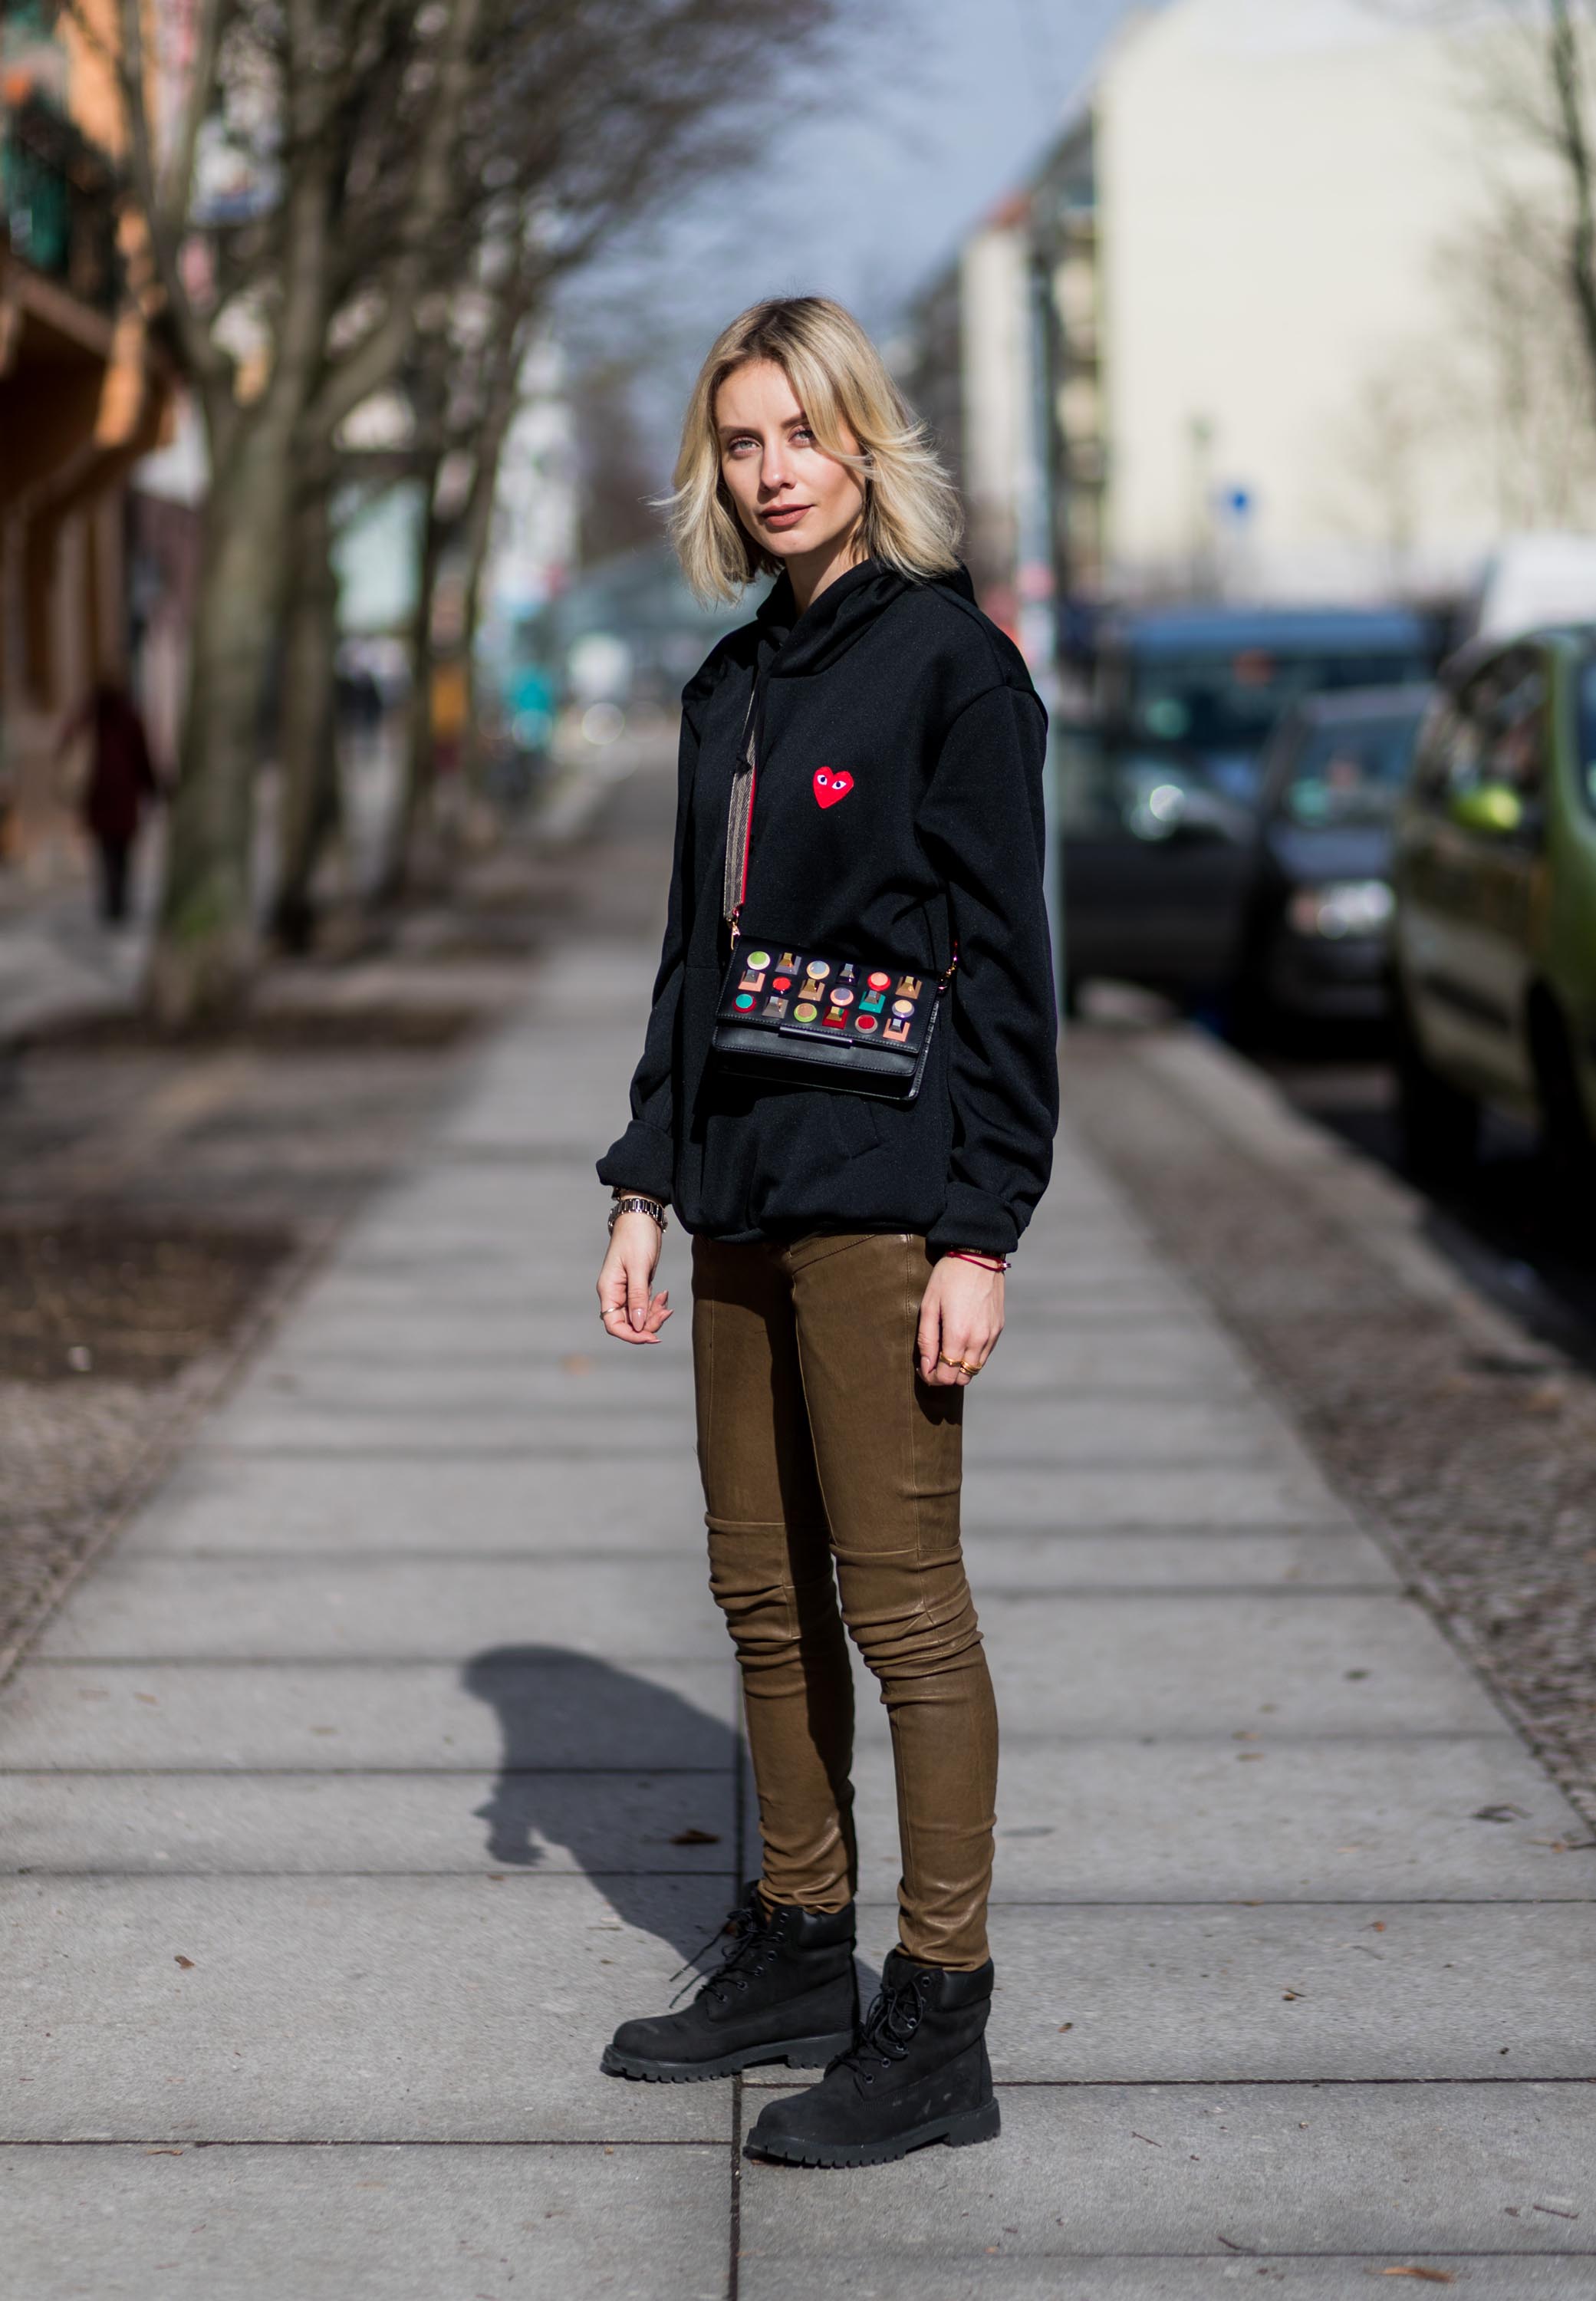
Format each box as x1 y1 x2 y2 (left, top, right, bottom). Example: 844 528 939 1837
903 0 1587 621
1 0 175 879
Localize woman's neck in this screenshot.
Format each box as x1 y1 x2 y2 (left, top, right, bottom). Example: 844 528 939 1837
787 531 866 617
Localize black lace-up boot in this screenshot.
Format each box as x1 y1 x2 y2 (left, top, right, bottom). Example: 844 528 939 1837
601 1881 858 2083
745 1947 999 2165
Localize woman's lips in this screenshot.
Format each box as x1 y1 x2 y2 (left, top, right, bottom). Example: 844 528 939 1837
760 504 812 528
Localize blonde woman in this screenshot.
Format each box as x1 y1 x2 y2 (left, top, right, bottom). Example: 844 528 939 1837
595 297 1057 2167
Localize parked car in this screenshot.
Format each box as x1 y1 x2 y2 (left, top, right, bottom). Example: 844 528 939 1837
1231 685 1431 1035
1062 606 1443 1009
1389 629 1596 1189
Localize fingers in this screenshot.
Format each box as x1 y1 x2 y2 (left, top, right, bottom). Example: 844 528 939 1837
916 1292 942 1385
597 1236 670 1348
599 1286 670 1345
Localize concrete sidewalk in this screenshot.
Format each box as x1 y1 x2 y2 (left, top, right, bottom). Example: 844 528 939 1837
3 825 1594 2293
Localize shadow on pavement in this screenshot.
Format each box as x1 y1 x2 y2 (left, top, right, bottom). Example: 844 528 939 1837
462 1644 743 1967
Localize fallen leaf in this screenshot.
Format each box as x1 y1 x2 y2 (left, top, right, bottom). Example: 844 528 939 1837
1282 1989 1305 2001
1472 1805 1525 1823
1057 2022 1074 2033
173 1956 196 1970
1378 2270 1455 2283
135 1694 160 1707
670 1828 721 1846
1368 1921 1387 1932
561 1354 595 1376
145 2148 183 2156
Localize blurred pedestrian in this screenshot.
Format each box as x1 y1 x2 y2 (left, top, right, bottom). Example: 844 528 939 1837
595 298 1058 2167
57 680 160 925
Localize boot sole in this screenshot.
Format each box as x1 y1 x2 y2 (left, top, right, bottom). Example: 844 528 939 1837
746 2096 1001 2167
601 2031 856 2085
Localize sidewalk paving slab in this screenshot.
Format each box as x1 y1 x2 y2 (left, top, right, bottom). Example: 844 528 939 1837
0 1872 740 2142
736 2085 1596 2286
0 2143 732 2301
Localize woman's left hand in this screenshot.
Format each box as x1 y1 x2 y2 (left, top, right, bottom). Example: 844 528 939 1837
917 1254 1005 1388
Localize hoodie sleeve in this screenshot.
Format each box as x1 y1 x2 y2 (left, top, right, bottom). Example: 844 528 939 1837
916 680 1059 1256
594 706 699 1203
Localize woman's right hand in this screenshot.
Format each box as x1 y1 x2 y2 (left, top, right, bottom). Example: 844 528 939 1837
597 1211 673 1345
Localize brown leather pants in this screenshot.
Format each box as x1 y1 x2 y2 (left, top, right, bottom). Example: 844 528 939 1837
691 1231 998 1970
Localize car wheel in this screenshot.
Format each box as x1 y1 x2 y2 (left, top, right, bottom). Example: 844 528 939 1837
1391 979 1479 1184
1529 993 1596 1205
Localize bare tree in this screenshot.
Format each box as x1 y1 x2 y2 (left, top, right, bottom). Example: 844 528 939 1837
93 0 841 1006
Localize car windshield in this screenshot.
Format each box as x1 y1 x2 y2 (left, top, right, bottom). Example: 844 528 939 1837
1127 650 1433 792
1282 712 1427 827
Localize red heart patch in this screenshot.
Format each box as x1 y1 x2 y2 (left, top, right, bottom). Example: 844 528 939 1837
813 768 854 809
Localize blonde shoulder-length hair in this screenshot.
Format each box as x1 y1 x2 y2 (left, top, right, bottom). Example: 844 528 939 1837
666 295 963 606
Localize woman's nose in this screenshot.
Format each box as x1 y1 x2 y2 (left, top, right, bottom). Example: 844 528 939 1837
760 445 791 492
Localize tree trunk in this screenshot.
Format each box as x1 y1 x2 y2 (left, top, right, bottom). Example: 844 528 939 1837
270 482 342 953
372 460 446 908
145 416 296 1028
454 305 538 800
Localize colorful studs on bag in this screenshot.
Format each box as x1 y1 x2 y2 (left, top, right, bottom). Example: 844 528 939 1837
734 992 756 1010
798 977 824 1002
822 1009 847 1028
778 952 801 972
891 998 915 1017
854 1013 878 1034
793 1002 818 1023
828 987 854 1007
859 990 885 1014
739 969 766 992
763 996 788 1018
882 1013 911 1044
867 972 891 990
896 976 922 999
807 960 831 980
744 950 771 971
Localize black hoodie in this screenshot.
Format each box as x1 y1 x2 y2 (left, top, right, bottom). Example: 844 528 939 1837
597 558 1058 1256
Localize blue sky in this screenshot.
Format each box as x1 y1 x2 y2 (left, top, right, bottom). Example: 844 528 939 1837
571 0 1147 447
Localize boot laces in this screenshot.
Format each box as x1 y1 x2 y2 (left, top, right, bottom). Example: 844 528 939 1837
833 1968 930 2084
665 1889 775 2010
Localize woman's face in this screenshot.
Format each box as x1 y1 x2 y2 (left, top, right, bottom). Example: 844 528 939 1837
715 359 866 574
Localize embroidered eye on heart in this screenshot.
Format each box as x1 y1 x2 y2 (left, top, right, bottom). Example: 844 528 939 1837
813 768 854 809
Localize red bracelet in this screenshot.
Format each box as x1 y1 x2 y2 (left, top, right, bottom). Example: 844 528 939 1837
943 1249 1010 1273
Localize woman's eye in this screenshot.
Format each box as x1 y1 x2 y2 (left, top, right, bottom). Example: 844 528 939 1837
791 426 814 445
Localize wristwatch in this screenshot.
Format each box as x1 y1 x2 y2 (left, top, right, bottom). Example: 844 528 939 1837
609 1190 668 1235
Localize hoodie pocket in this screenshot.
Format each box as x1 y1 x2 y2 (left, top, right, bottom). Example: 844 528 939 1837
826 1091 884 1160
